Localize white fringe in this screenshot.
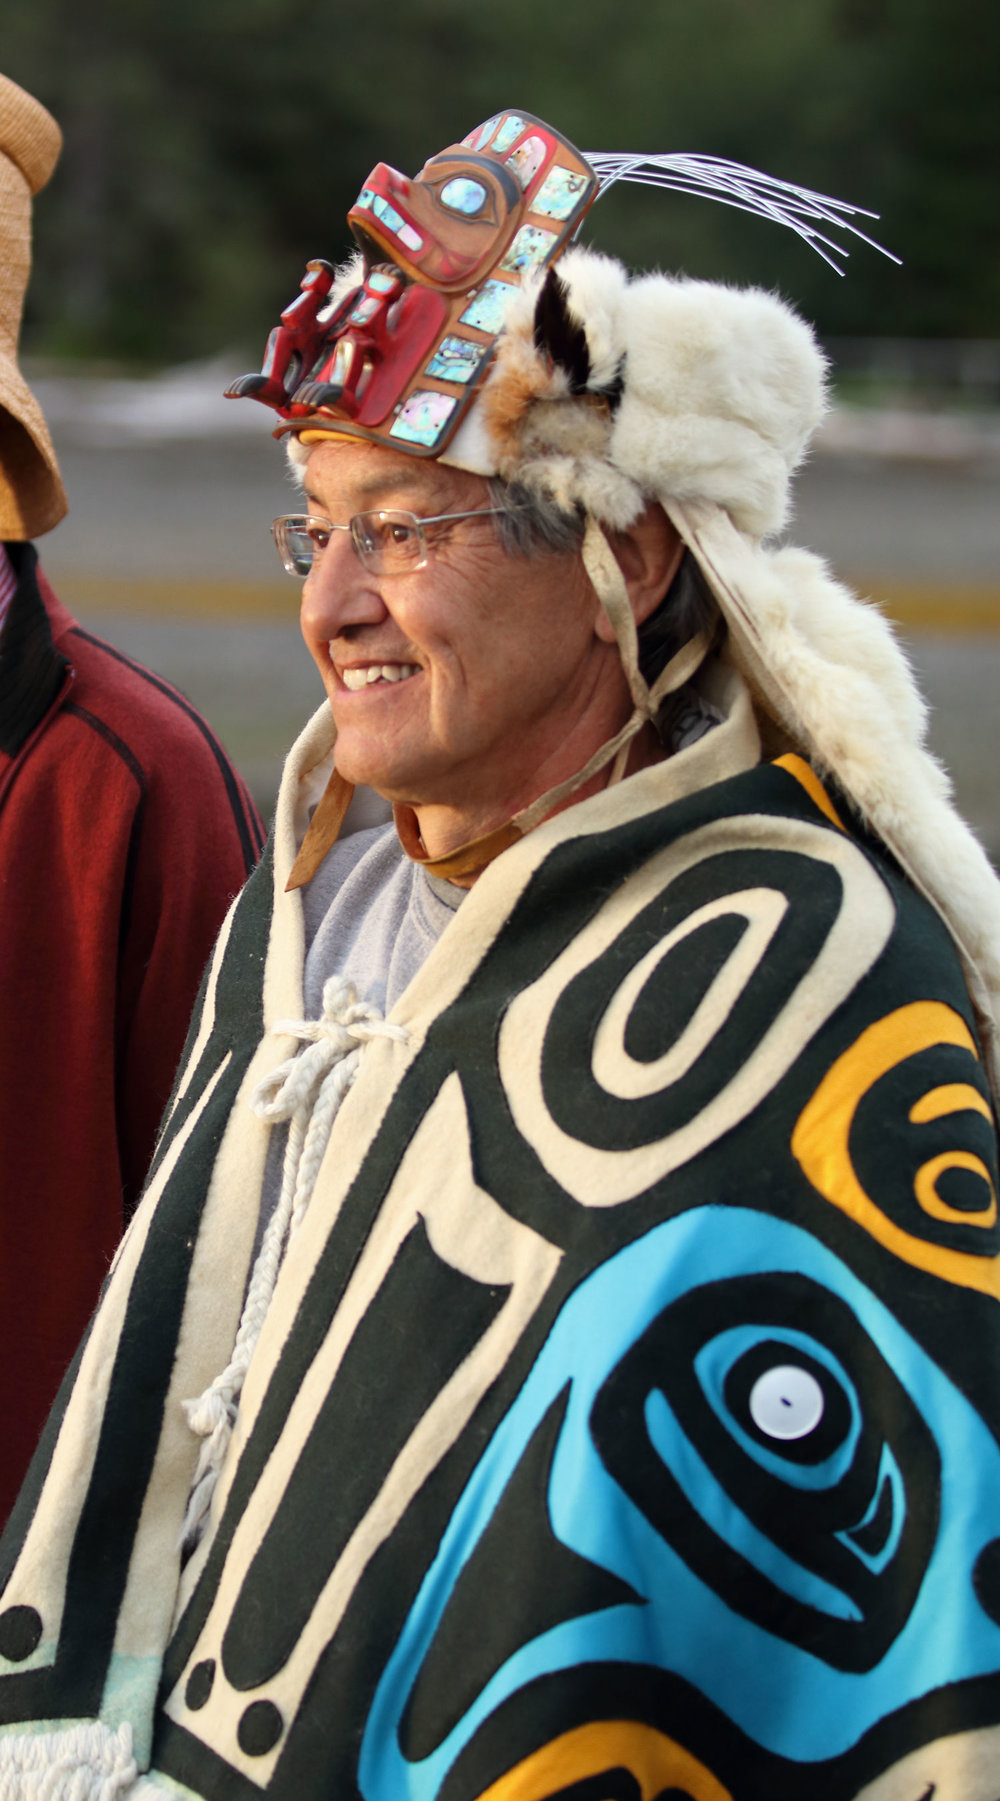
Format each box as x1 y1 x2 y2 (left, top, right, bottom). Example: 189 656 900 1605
0 1722 136 1801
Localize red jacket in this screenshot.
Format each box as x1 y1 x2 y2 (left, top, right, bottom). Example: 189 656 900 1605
0 542 265 1520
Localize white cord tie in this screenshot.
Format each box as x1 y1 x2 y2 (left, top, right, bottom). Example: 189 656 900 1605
179 976 407 1552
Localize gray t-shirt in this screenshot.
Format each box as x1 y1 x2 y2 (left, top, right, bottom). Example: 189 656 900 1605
255 825 463 1250
301 822 464 1015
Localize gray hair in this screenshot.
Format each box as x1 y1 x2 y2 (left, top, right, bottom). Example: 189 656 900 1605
486 479 586 559
285 441 585 558
486 475 720 686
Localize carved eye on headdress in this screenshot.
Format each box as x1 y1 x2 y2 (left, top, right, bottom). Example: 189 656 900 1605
439 177 488 217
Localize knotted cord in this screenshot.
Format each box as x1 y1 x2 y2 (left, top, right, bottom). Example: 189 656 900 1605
179 976 408 1553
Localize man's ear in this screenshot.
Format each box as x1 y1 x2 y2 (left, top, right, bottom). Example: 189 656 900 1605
593 503 684 642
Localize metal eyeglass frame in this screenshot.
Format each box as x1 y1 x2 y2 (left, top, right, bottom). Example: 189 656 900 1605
271 506 511 577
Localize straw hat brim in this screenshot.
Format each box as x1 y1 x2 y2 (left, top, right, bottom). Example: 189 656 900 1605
0 73 66 539
0 353 67 539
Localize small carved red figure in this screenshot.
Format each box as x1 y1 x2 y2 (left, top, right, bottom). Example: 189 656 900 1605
291 265 408 418
225 110 598 453
225 258 337 407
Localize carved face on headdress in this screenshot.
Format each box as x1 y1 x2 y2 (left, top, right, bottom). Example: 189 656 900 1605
225 110 599 456
350 147 524 292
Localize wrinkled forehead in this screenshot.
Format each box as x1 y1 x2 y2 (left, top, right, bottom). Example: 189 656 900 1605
301 434 493 514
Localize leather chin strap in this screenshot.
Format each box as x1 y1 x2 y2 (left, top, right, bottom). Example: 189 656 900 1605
286 768 355 890
391 804 521 882
287 518 709 892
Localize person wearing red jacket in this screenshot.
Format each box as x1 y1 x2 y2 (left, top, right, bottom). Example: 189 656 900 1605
0 72 265 1522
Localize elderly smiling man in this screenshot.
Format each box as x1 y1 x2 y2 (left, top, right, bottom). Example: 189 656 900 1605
3 110 1000 1801
291 442 682 888
297 442 675 858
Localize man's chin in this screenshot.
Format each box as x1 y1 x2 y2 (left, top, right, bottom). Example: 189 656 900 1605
329 748 427 807
327 724 398 793
329 726 481 814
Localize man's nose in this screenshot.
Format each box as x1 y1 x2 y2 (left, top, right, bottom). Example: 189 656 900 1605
299 530 387 642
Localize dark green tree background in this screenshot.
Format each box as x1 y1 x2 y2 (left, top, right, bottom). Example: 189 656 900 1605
4 0 998 364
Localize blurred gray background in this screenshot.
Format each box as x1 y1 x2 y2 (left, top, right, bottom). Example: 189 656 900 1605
29 363 1000 857
6 0 997 850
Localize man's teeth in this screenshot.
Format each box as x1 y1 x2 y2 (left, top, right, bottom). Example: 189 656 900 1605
341 663 418 691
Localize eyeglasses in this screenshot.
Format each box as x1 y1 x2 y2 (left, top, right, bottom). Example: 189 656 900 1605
271 506 510 578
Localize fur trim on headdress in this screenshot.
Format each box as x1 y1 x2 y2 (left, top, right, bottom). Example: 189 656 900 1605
317 250 366 326
668 498 1000 1088
280 248 1000 1092
285 246 826 544
477 249 641 528
612 277 827 538
472 248 828 538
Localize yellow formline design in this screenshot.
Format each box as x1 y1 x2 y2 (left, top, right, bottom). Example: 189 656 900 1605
792 1001 1000 1296
773 754 848 832
473 1721 733 1801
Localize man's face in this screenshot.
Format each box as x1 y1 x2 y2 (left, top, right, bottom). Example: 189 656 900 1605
298 440 626 821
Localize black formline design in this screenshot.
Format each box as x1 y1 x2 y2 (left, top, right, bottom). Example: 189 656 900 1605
5 757 1000 1800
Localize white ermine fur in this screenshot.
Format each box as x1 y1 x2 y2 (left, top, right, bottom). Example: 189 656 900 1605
283 247 1000 1088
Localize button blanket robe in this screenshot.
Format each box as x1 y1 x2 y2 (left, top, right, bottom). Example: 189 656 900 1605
2 662 1000 1801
